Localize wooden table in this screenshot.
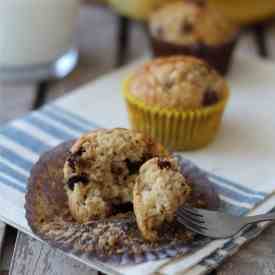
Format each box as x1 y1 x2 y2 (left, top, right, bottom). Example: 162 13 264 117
1 5 275 275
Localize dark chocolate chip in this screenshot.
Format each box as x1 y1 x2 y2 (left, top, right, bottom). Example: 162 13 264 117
67 155 77 171
203 89 219 106
67 147 86 171
158 159 172 170
181 21 193 34
125 159 143 176
67 174 89 191
112 202 133 215
75 147 85 156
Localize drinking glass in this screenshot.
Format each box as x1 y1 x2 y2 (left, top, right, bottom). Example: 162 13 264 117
0 0 80 81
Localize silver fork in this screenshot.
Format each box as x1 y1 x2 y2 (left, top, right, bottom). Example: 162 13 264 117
176 207 275 239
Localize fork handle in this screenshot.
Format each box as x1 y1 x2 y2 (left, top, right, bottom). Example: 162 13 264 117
246 212 275 224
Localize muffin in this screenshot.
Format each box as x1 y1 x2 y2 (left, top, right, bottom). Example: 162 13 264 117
64 128 167 223
133 157 191 241
149 0 239 75
123 56 229 151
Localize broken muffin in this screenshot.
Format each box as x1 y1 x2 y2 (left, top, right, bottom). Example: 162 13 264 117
63 128 167 223
133 157 191 241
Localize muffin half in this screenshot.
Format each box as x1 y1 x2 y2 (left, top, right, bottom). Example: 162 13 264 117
134 157 191 241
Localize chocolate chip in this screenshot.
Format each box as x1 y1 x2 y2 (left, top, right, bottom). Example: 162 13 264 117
125 159 143 176
75 147 85 156
67 174 89 191
125 153 154 175
158 159 172 170
67 147 86 171
181 21 193 34
112 202 133 215
67 155 77 171
203 89 219 106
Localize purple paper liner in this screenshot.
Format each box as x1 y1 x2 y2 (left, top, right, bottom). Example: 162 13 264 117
26 141 220 265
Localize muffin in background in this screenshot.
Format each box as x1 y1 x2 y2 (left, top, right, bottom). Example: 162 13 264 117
123 56 230 151
149 0 239 75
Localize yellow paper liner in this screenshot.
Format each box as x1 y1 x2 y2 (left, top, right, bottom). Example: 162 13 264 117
123 78 229 151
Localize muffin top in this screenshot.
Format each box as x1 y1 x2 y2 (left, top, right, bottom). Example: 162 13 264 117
63 128 167 223
149 0 239 46
128 56 228 111
133 157 191 241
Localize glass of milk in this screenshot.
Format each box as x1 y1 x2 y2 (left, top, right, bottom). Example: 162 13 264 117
0 0 80 81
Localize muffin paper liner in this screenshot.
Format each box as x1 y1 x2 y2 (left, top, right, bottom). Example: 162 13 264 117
150 35 239 75
123 80 229 151
26 141 219 265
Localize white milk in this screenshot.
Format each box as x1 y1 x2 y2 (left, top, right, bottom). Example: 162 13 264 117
0 0 80 67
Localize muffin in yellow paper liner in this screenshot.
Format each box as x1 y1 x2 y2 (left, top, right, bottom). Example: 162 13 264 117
123 77 229 151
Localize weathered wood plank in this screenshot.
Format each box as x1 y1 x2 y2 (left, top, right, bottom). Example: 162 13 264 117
9 234 97 275
0 227 17 274
217 223 275 275
0 82 35 271
0 83 36 274
12 224 275 275
0 223 6 255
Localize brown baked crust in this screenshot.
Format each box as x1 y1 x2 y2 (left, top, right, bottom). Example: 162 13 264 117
128 56 228 110
25 141 220 264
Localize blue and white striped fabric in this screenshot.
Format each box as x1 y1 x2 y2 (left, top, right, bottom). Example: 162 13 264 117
0 102 273 275
0 104 98 194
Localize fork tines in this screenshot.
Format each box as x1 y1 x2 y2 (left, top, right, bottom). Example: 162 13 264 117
176 207 207 235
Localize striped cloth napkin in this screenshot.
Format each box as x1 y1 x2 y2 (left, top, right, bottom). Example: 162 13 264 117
0 102 274 275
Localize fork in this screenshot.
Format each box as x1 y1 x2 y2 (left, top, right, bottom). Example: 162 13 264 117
176 207 275 239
